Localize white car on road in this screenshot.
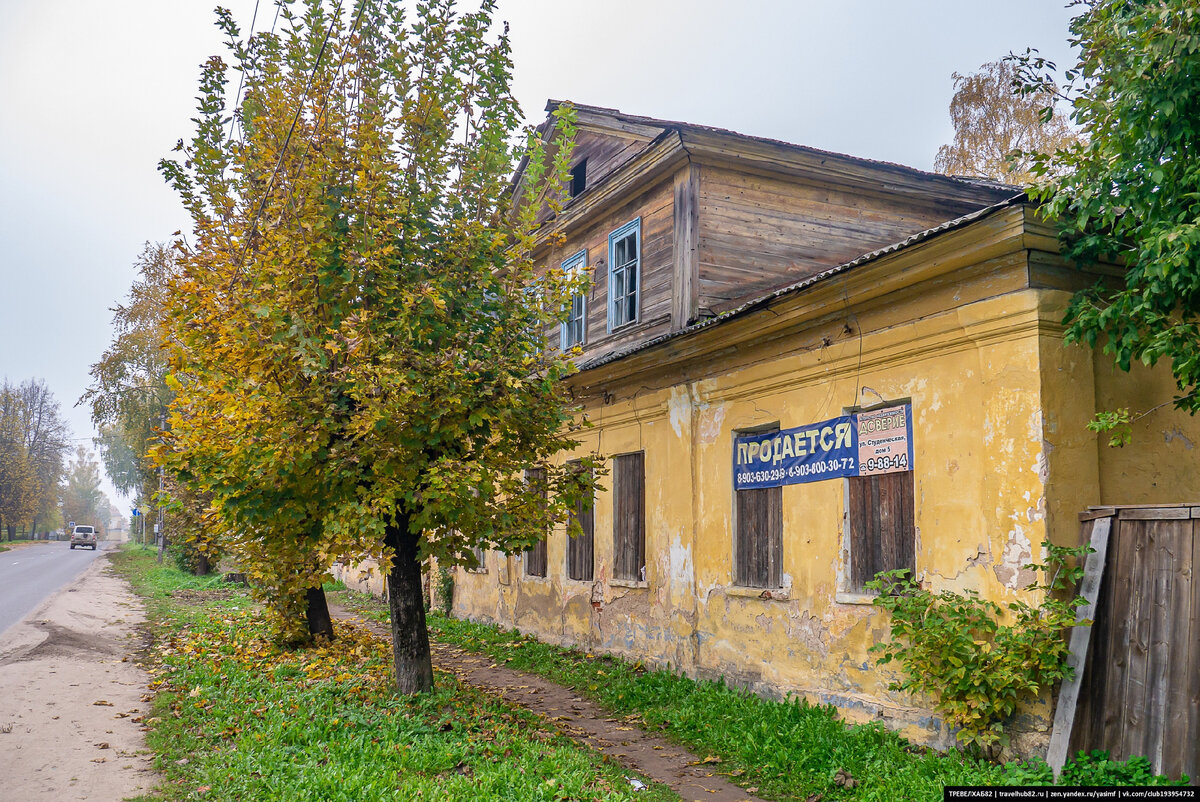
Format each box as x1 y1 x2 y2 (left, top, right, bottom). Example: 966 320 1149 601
69 525 97 550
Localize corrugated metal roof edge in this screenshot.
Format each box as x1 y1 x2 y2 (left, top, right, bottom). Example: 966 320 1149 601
574 193 1029 375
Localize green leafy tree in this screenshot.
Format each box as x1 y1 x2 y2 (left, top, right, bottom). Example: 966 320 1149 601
0 379 71 539
934 59 1080 185
868 544 1091 758
0 385 37 538
159 0 597 688
84 242 181 552
61 446 112 531
1012 1 1200 416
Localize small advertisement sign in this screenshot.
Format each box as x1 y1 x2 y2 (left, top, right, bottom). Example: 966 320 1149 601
733 404 913 490
857 404 913 476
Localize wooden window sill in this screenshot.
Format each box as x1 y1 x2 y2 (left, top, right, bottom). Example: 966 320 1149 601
725 585 789 601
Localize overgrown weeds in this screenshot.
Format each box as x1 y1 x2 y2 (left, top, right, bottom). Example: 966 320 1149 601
866 544 1090 756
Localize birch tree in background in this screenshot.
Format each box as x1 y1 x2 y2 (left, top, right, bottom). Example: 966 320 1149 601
934 60 1079 185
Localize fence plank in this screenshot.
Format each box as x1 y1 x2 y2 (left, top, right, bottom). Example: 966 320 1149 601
1049 515 1111 779
1123 522 1153 761
1101 518 1136 756
1184 520 1200 780
1119 507 1191 520
1145 522 1173 773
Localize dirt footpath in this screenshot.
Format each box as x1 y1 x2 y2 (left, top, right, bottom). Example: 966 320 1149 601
0 554 159 801
330 606 766 802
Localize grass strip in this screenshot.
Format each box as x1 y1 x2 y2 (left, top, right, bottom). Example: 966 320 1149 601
414 605 1189 800
425 610 994 801
111 548 675 801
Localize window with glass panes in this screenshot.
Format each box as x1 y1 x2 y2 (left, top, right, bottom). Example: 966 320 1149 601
560 250 587 350
608 219 640 330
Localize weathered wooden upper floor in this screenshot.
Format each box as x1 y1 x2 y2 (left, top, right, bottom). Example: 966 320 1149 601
514 101 1020 366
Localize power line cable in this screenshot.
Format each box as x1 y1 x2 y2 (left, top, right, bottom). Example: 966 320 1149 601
225 0 263 146
232 0 347 278
281 0 372 217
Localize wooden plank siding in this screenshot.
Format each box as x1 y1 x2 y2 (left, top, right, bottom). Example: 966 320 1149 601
1068 511 1199 781
696 166 1001 311
532 127 655 226
540 177 676 365
571 128 652 197
527 110 1018 375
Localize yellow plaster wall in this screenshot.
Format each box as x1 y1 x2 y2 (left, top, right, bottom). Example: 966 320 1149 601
452 240 1200 752
456 263 1067 746
1093 355 1200 504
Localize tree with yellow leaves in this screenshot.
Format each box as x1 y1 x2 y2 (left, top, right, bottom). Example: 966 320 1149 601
934 60 1080 185
159 0 597 691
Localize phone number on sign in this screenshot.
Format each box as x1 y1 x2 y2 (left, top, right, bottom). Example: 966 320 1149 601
863 454 909 473
737 458 856 485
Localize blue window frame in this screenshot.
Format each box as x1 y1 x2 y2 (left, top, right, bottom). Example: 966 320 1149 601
560 250 588 350
607 218 641 331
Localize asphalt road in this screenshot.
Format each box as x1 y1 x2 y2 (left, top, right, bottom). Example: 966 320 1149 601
0 540 107 637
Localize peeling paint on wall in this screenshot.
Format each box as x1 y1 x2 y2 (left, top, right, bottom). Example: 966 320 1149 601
784 610 829 658
667 386 690 438
994 526 1035 590
1163 426 1195 450
668 533 693 588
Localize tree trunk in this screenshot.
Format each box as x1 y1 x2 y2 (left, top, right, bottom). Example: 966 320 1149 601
384 514 434 694
305 585 335 639
194 552 211 576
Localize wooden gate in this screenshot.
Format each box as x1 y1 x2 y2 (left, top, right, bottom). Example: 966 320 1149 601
1066 505 1199 781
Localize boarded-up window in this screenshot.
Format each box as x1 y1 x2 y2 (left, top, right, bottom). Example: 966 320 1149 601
847 470 915 592
735 484 782 587
465 545 487 574
612 452 645 581
566 461 594 581
524 468 548 578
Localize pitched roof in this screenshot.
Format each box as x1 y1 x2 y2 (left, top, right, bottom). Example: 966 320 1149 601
537 100 1020 198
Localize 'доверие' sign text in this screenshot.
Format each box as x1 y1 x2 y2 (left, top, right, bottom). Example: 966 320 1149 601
734 404 912 490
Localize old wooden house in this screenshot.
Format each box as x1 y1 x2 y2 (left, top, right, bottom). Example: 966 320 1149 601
446 102 1200 753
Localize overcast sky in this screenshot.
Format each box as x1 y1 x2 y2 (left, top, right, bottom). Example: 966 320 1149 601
0 0 1077 505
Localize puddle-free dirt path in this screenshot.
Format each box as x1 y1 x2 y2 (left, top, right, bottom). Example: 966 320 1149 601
330 606 767 802
0 553 160 801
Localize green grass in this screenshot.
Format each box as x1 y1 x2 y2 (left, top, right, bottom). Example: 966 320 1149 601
328 586 391 626
110 547 675 801
421 611 1189 800
427 613 1000 801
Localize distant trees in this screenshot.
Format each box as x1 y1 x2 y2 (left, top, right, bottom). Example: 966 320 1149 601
0 378 72 539
934 59 1080 185
61 446 112 531
84 242 186 561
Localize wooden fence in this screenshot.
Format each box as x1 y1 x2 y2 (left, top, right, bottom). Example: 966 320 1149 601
1056 505 1199 781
